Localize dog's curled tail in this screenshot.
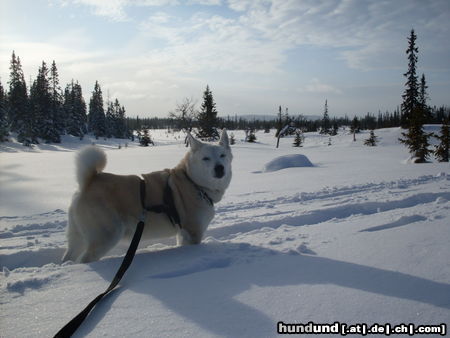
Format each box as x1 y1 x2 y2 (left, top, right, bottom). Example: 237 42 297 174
76 146 107 191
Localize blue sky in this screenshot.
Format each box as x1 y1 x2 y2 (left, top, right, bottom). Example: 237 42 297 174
1 0 449 118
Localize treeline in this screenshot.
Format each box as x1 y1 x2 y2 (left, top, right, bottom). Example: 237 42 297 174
125 105 449 134
0 52 129 145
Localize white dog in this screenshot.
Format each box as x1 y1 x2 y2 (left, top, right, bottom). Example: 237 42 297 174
62 130 232 263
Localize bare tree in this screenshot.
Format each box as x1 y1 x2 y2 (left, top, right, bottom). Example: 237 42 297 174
169 97 197 146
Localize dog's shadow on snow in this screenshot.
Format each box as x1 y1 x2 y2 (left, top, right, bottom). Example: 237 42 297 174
80 241 450 337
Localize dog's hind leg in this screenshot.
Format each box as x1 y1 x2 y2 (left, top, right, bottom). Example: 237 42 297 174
62 208 85 263
78 214 124 263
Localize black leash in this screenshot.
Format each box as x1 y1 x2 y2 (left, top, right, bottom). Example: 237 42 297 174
53 219 144 338
54 177 178 338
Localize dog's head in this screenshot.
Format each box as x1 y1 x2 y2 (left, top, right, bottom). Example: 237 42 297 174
185 130 233 194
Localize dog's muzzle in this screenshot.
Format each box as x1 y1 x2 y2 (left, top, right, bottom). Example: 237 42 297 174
214 164 225 178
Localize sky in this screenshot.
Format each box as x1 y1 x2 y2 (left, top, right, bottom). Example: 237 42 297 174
1 0 449 118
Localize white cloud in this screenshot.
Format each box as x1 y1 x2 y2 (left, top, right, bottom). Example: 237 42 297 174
303 78 342 95
73 0 130 21
136 11 286 75
61 0 181 21
188 0 222 5
230 0 450 71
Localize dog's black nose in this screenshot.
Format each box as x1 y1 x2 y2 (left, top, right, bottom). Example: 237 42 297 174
214 164 225 178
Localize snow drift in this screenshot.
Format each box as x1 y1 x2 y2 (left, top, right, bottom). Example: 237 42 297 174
263 154 314 172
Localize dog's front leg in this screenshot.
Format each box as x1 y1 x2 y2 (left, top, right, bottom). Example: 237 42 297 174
176 228 201 245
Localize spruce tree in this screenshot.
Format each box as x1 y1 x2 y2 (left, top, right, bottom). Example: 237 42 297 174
65 80 87 138
399 107 432 163
197 85 219 140
330 122 338 136
350 116 360 134
364 130 379 146
63 82 74 135
434 119 449 162
105 98 127 139
49 61 64 136
0 80 9 141
418 73 431 122
139 128 153 146
399 31 432 163
8 51 35 144
246 128 256 143
320 100 330 134
293 129 304 147
401 29 419 127
230 132 235 145
31 61 60 143
105 100 114 138
88 81 106 139
114 99 127 138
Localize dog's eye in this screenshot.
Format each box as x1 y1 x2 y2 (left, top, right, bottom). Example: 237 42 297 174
202 157 210 161
220 154 226 158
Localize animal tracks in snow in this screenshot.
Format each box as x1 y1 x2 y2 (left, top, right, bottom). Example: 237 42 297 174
210 174 450 241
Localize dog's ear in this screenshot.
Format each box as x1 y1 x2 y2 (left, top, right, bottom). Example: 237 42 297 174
219 129 230 149
187 132 202 152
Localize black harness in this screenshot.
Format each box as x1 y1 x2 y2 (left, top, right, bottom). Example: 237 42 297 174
139 177 181 228
54 173 211 337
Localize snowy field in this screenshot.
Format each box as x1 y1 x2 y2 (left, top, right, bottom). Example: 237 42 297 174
1 127 449 337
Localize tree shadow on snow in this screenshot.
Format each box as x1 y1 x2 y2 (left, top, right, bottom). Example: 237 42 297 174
81 242 450 337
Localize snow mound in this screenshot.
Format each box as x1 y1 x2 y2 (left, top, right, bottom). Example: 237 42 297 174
263 154 314 172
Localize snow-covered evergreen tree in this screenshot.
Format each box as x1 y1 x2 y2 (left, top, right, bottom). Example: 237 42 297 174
293 129 304 147
364 130 379 146
350 116 360 134
330 123 338 136
105 98 127 139
0 80 9 141
49 61 64 136
88 81 106 139
398 32 432 164
113 99 127 138
197 85 219 140
230 132 235 145
320 100 331 135
31 61 60 143
401 29 419 127
399 107 432 163
418 74 431 121
434 120 449 162
139 128 153 146
105 100 114 138
8 51 35 144
64 80 87 138
246 128 256 143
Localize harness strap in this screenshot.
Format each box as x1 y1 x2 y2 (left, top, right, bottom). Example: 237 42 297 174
140 177 181 228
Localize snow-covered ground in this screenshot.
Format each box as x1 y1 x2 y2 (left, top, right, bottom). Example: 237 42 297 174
1 127 449 337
